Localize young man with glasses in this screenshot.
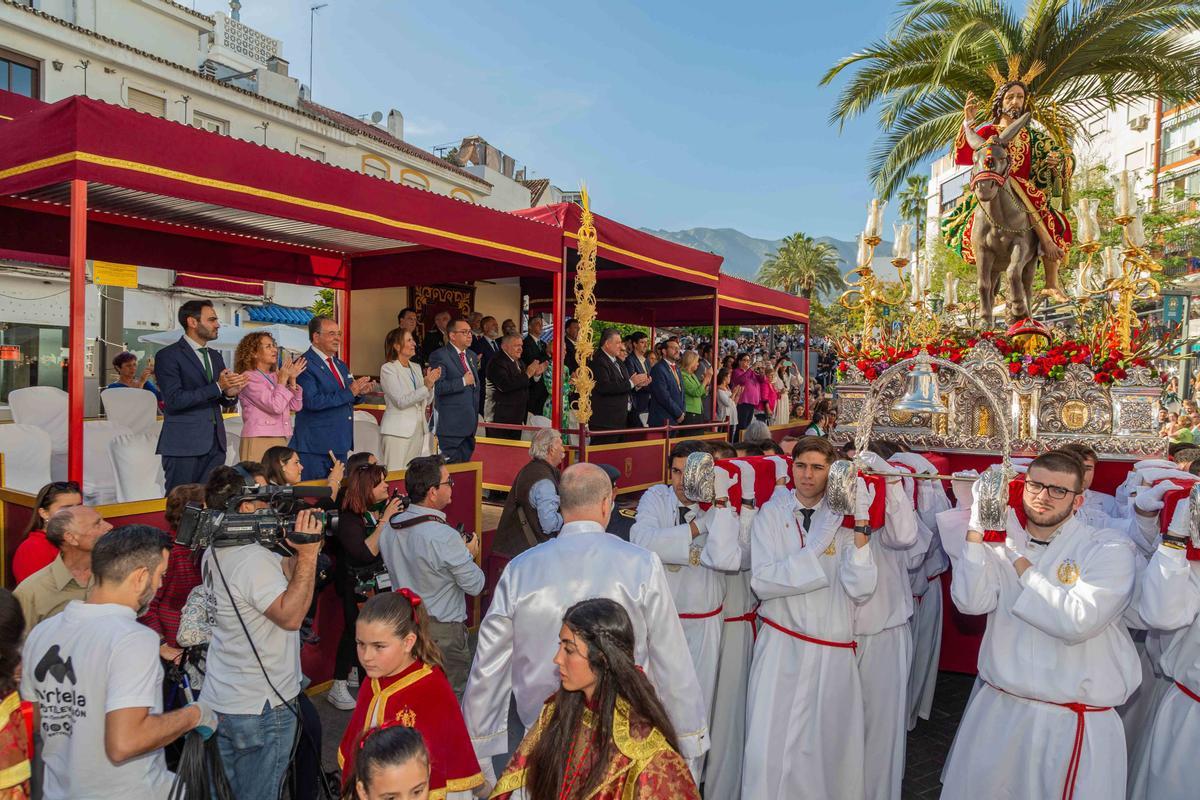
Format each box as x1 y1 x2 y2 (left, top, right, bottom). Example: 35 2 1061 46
379 455 482 698
942 450 1140 800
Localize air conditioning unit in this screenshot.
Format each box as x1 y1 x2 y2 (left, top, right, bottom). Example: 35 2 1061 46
1129 115 1150 131
1190 140 1200 156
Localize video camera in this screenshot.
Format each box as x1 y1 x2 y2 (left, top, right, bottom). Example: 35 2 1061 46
175 484 340 551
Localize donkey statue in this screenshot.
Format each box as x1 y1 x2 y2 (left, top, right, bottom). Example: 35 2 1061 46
962 112 1038 326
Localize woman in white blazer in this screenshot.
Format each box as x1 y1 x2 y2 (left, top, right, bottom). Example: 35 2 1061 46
379 327 442 470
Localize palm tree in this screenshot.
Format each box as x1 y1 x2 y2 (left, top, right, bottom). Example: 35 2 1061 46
897 174 930 256
821 0 1200 199
757 234 844 300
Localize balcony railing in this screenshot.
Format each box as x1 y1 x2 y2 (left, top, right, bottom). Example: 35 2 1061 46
1161 144 1200 167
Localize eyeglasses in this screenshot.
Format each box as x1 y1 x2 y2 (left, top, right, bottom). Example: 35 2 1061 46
438 478 455 488
1023 480 1078 500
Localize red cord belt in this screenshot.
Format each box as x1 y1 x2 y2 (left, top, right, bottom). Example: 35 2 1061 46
985 682 1112 800
1175 680 1200 703
758 615 856 651
679 604 723 620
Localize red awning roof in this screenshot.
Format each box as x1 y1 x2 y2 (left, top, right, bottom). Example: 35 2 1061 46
0 94 562 288
512 202 722 287
717 274 809 324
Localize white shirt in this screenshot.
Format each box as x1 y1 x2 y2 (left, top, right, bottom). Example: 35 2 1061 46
1137 544 1200 692
950 515 1141 706
852 480 920 635
22 602 175 800
200 544 300 713
462 519 709 760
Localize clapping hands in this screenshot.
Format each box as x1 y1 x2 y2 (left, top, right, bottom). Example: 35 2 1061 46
217 369 249 396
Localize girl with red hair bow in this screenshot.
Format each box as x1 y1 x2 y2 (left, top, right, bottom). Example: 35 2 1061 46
338 589 483 799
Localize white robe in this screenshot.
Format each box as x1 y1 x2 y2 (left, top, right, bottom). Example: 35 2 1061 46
852 480 919 800
942 514 1141 800
1127 544 1200 800
462 519 710 765
742 492 877 800
700 504 757 800
631 484 727 735
907 531 948 729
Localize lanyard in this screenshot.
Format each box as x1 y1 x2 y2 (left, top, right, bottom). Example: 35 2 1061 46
256 369 276 386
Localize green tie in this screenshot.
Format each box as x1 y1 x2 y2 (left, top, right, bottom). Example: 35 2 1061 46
199 347 213 382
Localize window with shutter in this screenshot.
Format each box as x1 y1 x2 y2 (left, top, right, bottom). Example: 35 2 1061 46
127 87 166 117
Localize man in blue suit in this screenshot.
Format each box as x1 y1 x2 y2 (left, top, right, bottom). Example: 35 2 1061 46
156 299 245 491
429 317 481 463
648 337 686 428
290 316 373 480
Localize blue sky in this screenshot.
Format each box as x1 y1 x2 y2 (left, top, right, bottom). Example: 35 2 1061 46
197 0 907 241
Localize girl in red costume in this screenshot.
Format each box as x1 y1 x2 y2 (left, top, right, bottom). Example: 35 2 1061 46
0 590 31 800
342 724 431 800
338 589 483 799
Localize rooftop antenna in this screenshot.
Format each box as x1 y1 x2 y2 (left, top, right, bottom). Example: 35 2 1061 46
309 3 328 100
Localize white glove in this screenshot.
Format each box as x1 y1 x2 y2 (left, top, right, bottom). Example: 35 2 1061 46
685 506 708 535
768 456 790 483
192 699 218 740
1002 543 1025 565
1134 480 1180 513
1133 459 1178 472
854 476 874 522
967 467 1001 532
1012 463 1029 475
858 451 892 478
714 468 735 502
1138 467 1195 486
1167 497 1192 539
731 460 757 504
1011 457 1034 467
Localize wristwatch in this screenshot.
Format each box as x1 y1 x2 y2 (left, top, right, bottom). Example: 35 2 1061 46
1162 534 1189 550
853 524 873 536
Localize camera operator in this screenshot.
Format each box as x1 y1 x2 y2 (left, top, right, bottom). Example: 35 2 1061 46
198 466 325 800
326 463 407 711
381 455 483 699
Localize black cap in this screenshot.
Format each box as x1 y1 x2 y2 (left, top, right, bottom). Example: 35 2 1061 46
598 463 621 486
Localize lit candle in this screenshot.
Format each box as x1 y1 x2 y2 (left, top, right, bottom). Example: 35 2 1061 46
1127 209 1147 248
1072 266 1087 298
857 234 871 266
945 273 958 306
1112 170 1134 218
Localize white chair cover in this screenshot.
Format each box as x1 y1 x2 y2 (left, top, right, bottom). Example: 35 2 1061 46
8 387 68 479
353 415 382 460
83 420 129 504
107 431 165 502
223 415 244 439
353 409 378 423
101 388 159 434
0 424 53 493
521 414 550 442
225 432 241 466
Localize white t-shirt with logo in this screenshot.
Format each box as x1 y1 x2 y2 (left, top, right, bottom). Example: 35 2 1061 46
200 544 299 714
21 601 174 800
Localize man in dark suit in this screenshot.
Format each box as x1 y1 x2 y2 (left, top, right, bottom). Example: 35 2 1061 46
522 316 550 418
486 334 544 440
470 315 501 415
624 331 653 427
291 316 373 479
563 318 581 375
397 306 422 365
420 310 451 366
156 298 245 491
589 328 650 438
648 337 686 428
429 317 481 463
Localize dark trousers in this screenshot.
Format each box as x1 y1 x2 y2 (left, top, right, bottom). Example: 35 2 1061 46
626 409 646 428
162 431 226 492
297 450 337 481
735 402 756 435
333 577 363 681
439 434 475 463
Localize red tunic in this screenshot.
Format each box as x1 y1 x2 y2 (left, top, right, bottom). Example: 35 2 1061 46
491 696 700 800
0 692 32 800
11 532 57 585
337 660 482 798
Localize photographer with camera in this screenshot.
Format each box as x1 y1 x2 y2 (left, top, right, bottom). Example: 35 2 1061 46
380 455 483 699
326 463 407 711
197 466 325 800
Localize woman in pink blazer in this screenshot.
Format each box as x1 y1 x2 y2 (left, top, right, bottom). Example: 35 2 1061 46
235 331 306 462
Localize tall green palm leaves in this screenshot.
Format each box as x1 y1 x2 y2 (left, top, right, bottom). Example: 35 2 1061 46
821 0 1200 199
757 234 844 300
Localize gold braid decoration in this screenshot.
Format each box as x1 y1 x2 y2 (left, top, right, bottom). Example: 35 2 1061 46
570 185 599 426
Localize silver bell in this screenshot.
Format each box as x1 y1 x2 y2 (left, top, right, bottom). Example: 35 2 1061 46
892 351 947 414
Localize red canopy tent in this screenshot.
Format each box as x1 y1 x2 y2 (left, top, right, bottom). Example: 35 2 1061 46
0 92 564 482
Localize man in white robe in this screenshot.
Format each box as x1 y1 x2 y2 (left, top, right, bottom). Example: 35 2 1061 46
942 451 1141 800
851 448 919 800
890 452 951 730
462 463 709 789
1127 496 1200 800
631 439 728 750
742 436 877 800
